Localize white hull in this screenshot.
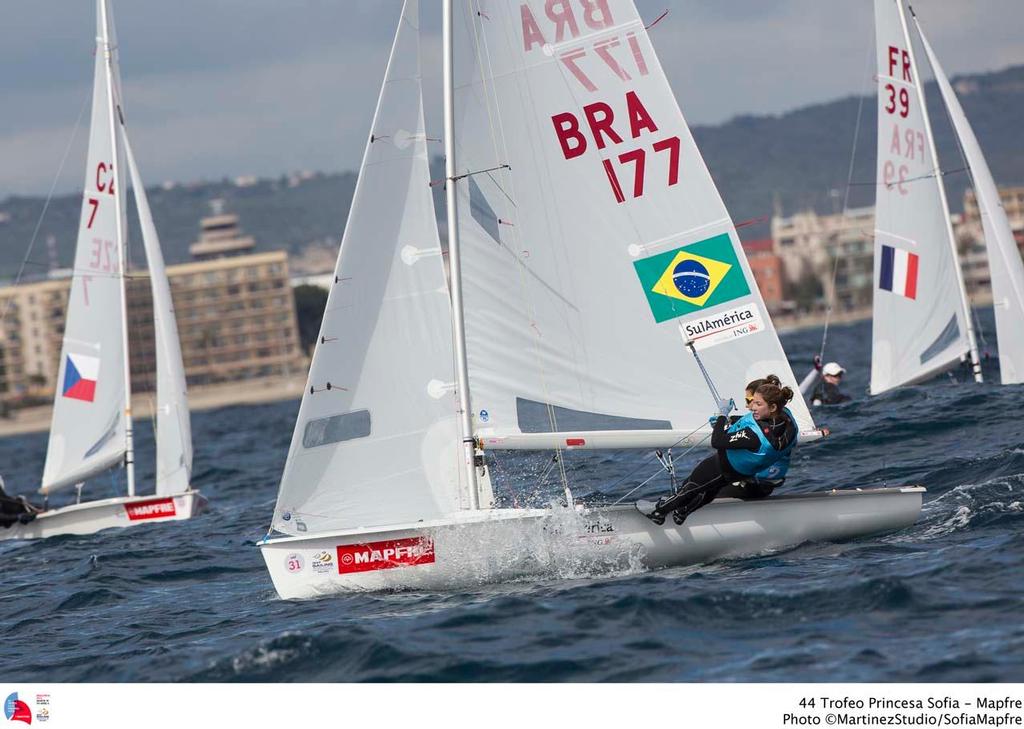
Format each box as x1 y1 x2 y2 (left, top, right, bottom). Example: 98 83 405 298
259 486 924 599
0 490 207 541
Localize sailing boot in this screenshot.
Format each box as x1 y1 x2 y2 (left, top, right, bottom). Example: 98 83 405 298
635 498 668 525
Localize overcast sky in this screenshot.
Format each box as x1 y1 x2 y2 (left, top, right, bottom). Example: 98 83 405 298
1 1 1021 198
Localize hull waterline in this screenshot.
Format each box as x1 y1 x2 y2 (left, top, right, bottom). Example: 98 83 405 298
259 486 924 599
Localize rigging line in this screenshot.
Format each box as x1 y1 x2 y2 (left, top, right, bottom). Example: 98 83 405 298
601 420 707 501
822 31 873 364
465 2 571 482
609 430 712 506
1 90 90 327
847 167 968 187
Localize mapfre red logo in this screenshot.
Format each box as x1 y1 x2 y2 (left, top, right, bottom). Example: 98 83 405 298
125 497 177 521
336 537 435 574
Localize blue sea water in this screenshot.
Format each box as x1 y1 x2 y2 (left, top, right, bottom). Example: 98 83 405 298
1 312 1022 682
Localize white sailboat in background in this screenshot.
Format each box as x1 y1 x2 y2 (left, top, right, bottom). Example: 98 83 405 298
870 0 988 394
911 8 1024 385
259 0 922 598
1 0 205 541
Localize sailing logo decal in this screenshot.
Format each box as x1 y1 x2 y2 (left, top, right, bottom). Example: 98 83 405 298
336 536 435 574
311 550 334 574
633 233 750 323
3 693 31 725
124 497 177 521
62 352 100 402
681 303 764 351
879 244 919 300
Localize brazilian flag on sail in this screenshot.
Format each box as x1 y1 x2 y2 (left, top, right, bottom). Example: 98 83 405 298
633 233 750 323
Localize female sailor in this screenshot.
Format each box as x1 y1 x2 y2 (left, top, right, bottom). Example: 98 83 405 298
640 379 798 525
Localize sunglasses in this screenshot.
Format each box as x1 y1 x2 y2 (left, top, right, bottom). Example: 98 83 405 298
744 396 753 405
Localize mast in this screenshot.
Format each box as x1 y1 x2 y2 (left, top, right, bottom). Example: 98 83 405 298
100 0 136 496
899 1 982 383
442 0 480 509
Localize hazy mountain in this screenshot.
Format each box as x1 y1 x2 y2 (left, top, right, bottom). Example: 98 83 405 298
2 64 1022 280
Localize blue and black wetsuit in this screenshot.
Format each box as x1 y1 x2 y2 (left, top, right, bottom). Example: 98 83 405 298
647 409 798 524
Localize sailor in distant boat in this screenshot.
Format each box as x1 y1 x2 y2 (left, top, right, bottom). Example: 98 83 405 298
812 361 851 406
0 476 42 528
638 380 798 525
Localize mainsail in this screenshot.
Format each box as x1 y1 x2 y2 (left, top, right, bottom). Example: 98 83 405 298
914 18 1024 385
123 136 193 494
870 0 979 394
42 0 129 494
450 0 815 445
271 0 462 535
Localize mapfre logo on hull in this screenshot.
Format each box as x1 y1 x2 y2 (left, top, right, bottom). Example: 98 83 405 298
125 497 177 521
336 536 435 574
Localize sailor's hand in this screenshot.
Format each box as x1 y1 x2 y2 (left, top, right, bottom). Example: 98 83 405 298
717 397 735 415
813 355 823 371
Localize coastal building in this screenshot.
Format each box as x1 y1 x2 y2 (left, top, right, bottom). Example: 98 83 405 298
955 186 1024 296
740 238 785 310
0 210 305 404
771 206 875 311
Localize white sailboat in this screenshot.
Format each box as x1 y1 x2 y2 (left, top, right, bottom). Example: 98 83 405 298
0 0 205 541
259 0 922 598
870 0 984 394
911 9 1024 385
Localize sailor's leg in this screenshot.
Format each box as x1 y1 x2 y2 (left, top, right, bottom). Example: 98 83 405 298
642 455 719 521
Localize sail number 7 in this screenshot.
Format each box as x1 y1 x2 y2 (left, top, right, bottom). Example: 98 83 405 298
552 90 680 203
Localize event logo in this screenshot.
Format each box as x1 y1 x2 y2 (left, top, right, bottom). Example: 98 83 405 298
633 233 750 323
337 537 435 574
62 352 100 402
680 303 764 351
124 497 177 521
3 693 31 725
311 550 334 574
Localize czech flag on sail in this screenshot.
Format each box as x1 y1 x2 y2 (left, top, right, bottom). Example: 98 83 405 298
62 352 100 402
879 244 919 300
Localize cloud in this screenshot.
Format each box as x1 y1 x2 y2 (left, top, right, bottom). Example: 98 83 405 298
1 0 1022 197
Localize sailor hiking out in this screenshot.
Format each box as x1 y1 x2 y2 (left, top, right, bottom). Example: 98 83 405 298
639 378 798 525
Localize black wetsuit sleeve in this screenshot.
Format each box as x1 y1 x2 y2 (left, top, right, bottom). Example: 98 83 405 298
710 416 761 451
764 416 798 451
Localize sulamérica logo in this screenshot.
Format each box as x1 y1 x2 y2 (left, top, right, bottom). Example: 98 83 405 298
336 537 435 574
125 497 177 521
4 693 31 725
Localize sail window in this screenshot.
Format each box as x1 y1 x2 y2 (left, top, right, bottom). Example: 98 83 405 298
302 410 372 448
515 398 671 433
919 315 960 365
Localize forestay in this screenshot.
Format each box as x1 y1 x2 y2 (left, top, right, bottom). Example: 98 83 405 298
915 20 1024 385
42 0 128 494
124 136 193 493
870 0 974 395
450 0 814 444
271 0 463 536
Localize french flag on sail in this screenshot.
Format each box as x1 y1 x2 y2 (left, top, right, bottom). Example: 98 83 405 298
879 245 919 300
62 353 100 402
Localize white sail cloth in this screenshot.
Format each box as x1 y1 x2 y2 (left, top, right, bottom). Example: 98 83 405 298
870 0 973 395
450 0 814 440
915 21 1024 385
271 0 463 536
124 137 193 494
42 0 129 494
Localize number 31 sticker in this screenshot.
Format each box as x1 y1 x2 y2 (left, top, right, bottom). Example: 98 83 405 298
285 553 305 573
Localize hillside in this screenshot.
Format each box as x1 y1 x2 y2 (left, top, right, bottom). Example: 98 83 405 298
2 64 1022 279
